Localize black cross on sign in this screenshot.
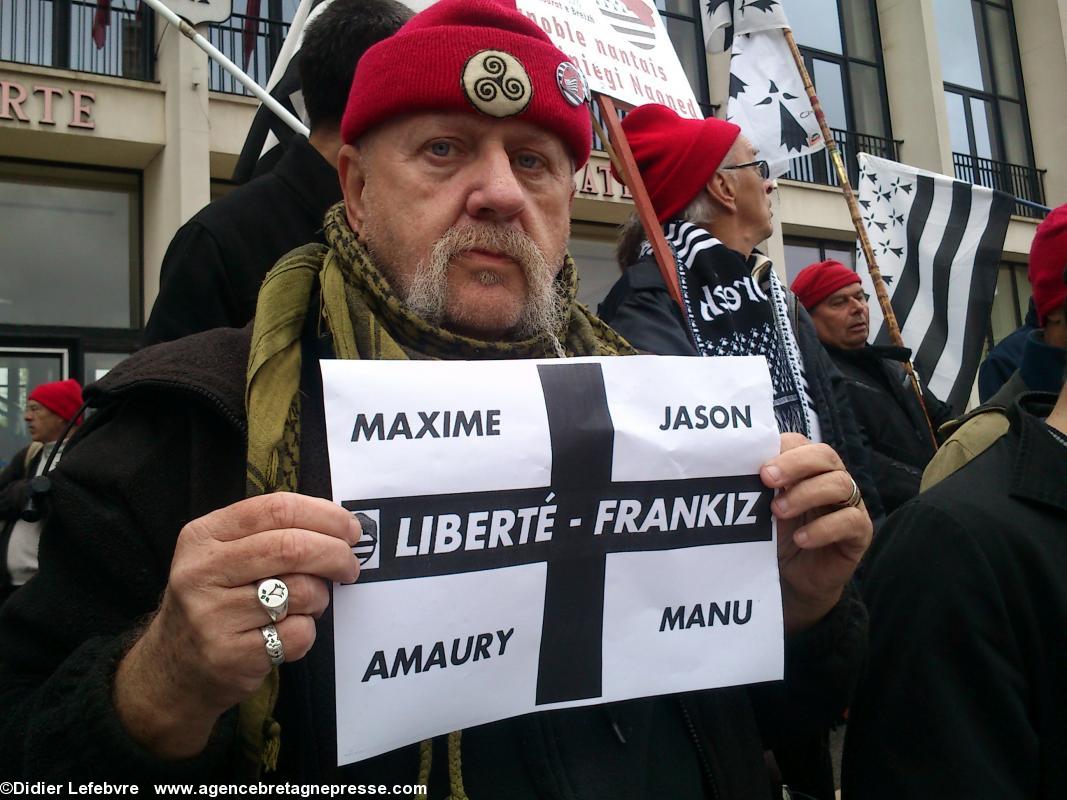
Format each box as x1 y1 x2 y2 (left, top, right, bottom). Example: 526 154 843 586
341 362 773 706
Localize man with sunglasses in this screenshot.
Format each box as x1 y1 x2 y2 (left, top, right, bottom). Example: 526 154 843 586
791 259 952 514
599 104 880 798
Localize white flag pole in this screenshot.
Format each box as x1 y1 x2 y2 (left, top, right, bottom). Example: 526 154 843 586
141 0 309 136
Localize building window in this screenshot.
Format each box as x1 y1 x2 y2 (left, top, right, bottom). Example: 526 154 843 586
0 161 141 329
786 0 896 186
933 0 1044 213
0 0 154 80
653 0 712 114
208 0 300 95
783 237 856 283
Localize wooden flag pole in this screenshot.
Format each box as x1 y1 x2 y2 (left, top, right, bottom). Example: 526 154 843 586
593 93 686 313
782 28 937 444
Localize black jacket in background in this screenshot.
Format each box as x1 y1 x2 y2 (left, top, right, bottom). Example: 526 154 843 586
142 136 342 345
843 392 1067 799
599 258 885 524
824 344 952 515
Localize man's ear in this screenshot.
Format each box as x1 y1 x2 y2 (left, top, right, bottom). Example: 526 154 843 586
704 171 737 214
338 143 367 235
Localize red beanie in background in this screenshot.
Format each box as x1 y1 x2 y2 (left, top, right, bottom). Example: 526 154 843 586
612 103 741 223
1028 203 1067 326
28 379 83 424
790 260 861 312
341 0 592 167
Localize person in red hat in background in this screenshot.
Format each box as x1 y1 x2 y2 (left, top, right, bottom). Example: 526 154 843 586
842 262 1067 800
976 205 1067 401
0 378 83 606
790 259 951 515
980 204 1067 401
598 105 879 797
597 106 881 514
0 1 871 789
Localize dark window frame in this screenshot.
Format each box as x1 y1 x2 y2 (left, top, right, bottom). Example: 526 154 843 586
783 235 858 282
208 0 296 95
795 0 893 140
0 0 156 80
0 157 144 371
941 0 1036 170
654 0 713 115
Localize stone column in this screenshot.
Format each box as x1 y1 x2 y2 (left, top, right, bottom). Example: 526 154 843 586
876 0 953 174
1013 0 1067 207
141 21 211 321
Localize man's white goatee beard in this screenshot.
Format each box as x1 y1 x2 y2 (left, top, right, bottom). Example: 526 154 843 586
404 223 569 339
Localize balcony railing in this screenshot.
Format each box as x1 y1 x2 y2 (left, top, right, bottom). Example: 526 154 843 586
206 12 289 95
952 152 1047 219
1 0 154 80
784 128 901 189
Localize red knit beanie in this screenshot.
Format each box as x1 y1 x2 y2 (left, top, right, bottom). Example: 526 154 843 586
28 379 83 424
1028 203 1067 326
611 103 741 223
341 0 592 167
790 260 862 311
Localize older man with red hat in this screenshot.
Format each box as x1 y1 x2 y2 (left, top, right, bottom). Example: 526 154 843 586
0 4 870 790
0 379 83 605
791 259 952 514
598 105 881 511
598 105 879 797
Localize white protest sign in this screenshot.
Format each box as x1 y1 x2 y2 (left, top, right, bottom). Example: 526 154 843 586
166 0 232 25
323 355 783 766
514 0 701 118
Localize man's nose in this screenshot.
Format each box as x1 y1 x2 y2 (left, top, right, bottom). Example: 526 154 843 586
464 148 525 222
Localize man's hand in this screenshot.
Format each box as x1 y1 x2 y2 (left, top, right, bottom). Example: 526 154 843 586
760 433 872 635
114 493 362 760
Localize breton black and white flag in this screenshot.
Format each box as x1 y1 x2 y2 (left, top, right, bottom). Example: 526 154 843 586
232 0 327 183
701 0 822 177
322 356 784 765
856 153 1014 413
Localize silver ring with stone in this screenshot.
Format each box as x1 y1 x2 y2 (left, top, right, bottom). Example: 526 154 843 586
257 577 289 623
261 623 285 666
838 475 862 509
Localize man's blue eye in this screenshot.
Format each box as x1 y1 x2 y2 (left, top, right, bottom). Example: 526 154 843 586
517 153 543 169
430 142 451 157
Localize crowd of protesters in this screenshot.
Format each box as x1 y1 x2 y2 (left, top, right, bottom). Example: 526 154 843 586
0 0 1063 797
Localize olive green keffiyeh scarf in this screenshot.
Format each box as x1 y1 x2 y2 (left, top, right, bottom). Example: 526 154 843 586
245 201 634 496
238 202 634 775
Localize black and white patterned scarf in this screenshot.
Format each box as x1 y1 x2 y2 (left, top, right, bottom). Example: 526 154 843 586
639 220 818 437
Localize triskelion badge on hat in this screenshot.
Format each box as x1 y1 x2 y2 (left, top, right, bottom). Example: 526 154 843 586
462 50 533 118
556 61 589 107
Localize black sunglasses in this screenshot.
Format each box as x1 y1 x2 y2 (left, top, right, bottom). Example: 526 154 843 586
721 159 771 180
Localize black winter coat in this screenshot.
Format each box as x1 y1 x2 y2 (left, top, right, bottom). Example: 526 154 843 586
599 258 885 523
843 393 1067 799
824 345 952 515
142 136 342 345
0 327 867 796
